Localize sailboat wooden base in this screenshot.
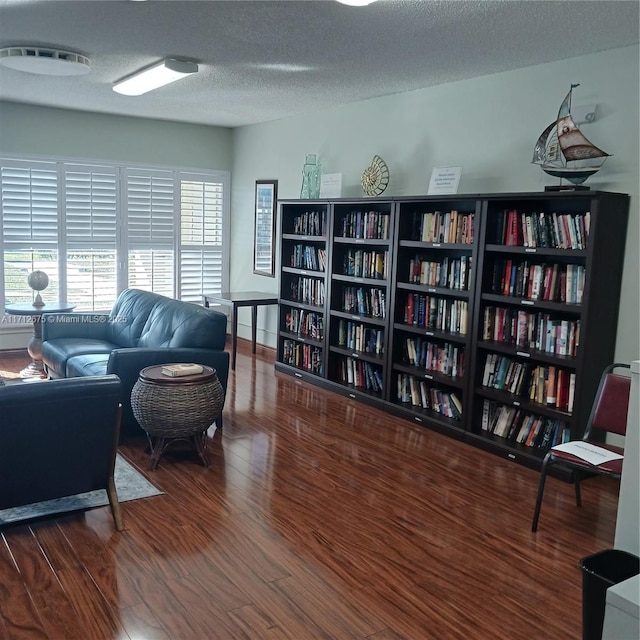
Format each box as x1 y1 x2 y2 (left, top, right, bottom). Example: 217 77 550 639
544 184 590 192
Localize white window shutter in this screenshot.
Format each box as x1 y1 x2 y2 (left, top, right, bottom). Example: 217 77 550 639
1 161 59 306
179 176 226 302
63 164 118 311
125 169 176 296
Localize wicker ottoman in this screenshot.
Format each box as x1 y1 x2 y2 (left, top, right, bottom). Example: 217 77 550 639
131 364 224 470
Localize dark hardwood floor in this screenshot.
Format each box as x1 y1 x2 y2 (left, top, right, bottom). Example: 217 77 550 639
0 345 619 639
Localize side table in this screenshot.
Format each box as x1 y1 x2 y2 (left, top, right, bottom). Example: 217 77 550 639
202 291 278 370
4 301 76 378
131 364 224 470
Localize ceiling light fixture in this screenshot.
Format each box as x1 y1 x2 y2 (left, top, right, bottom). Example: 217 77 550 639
113 59 198 96
0 47 90 76
336 0 378 6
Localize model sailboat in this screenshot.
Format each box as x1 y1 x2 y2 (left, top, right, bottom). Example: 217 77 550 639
532 84 610 186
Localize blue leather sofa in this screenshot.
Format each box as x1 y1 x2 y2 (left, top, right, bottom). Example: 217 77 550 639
0 375 124 530
41 289 229 437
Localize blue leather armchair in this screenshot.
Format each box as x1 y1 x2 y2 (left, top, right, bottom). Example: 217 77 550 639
0 375 124 530
41 289 229 437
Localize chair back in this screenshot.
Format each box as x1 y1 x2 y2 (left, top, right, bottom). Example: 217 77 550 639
588 364 631 438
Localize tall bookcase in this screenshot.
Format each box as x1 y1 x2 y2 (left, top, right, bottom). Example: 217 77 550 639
466 191 629 469
327 199 394 403
276 191 629 472
277 202 329 379
387 196 481 438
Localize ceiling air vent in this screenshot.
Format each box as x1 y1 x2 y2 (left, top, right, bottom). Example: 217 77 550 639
0 47 91 76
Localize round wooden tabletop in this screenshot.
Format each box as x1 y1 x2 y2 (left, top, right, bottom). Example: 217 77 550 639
4 301 76 315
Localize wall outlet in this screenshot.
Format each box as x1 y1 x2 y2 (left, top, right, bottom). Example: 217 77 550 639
572 104 598 124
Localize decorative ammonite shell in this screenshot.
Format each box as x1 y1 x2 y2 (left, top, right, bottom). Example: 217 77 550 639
360 155 390 196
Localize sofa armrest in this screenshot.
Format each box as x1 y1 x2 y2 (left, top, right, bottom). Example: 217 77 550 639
106 347 230 435
42 312 110 341
107 347 229 389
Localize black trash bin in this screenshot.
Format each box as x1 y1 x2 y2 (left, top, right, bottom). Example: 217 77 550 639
579 549 640 640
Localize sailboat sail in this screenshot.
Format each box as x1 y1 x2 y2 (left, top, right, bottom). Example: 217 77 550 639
557 115 609 161
532 84 610 185
532 122 556 164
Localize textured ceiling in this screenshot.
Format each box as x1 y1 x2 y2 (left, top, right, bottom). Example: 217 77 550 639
0 0 638 128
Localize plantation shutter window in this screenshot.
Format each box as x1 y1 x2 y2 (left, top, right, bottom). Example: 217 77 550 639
63 164 118 311
0 161 59 308
179 175 227 303
1 156 229 317
125 169 176 298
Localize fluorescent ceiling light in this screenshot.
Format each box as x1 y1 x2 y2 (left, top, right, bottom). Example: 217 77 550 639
113 59 198 96
336 0 377 6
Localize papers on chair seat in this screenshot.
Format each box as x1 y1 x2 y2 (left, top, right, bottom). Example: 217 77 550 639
551 441 623 466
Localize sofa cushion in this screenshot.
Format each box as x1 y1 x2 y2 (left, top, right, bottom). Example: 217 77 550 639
66 354 110 378
106 288 161 348
138 299 227 350
43 339 119 378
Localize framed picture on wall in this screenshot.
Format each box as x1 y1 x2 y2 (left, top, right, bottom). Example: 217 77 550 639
253 179 278 277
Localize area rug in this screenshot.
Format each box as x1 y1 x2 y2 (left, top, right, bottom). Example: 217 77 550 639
0 455 163 526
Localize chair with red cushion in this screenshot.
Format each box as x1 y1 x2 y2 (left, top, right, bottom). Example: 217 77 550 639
531 363 631 532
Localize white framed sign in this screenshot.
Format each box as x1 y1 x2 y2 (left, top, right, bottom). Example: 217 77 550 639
428 166 462 195
319 173 343 198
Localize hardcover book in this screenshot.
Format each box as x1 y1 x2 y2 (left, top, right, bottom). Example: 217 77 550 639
161 363 204 377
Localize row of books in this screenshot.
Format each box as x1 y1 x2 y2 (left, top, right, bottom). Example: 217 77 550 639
340 286 386 318
413 210 475 245
337 356 384 393
482 306 580 357
288 276 325 307
342 249 388 280
396 374 463 420
282 340 323 374
495 209 590 250
337 319 384 355
482 354 576 411
338 210 390 240
408 254 472 290
284 308 324 340
290 244 327 272
292 210 327 236
489 259 585 304
481 400 570 448
403 337 465 378
403 294 468 335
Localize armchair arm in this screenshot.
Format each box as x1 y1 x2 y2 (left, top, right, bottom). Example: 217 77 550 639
42 312 110 341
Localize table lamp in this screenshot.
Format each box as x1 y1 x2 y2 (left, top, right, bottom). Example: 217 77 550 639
28 270 49 307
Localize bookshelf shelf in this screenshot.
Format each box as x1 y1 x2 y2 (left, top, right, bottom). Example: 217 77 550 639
276 190 629 473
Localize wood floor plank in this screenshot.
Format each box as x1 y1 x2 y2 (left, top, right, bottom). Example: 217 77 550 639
0 533 49 639
3 527 88 640
54 564 130 639
0 346 620 639
226 603 289 639
118 603 171 640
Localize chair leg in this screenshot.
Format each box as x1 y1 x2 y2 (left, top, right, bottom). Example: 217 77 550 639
574 470 582 507
106 477 124 531
532 453 553 532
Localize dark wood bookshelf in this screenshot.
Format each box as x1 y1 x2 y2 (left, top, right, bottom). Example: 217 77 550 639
277 190 629 474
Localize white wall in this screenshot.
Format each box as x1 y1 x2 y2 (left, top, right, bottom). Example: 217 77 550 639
231 45 640 357
615 360 640 557
0 102 233 170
